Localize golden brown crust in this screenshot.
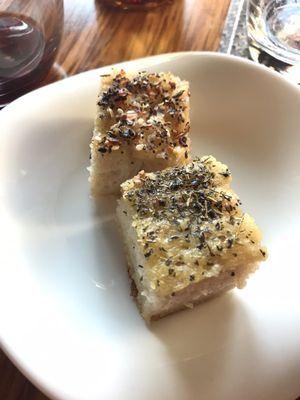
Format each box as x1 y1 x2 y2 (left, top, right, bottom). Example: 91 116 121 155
94 69 190 161
89 69 191 196
120 156 268 298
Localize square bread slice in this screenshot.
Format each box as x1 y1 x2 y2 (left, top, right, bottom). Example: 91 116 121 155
117 156 268 322
89 69 190 196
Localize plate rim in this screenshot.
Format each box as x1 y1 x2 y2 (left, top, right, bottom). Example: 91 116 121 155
1 51 300 122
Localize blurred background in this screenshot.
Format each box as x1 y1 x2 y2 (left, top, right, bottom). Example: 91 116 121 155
57 0 229 72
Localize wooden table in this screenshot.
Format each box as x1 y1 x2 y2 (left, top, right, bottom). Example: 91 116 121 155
0 0 230 398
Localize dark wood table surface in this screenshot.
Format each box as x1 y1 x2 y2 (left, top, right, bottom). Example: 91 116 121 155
0 0 230 398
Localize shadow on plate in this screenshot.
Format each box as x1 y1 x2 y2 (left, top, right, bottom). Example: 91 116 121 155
150 290 300 399
150 294 259 399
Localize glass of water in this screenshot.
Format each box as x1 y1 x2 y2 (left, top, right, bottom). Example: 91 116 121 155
247 0 300 65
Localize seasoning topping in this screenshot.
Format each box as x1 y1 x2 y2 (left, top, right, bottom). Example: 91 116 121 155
122 156 267 295
95 70 189 159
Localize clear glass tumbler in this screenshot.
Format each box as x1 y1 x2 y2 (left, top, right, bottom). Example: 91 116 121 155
0 0 64 107
247 0 300 64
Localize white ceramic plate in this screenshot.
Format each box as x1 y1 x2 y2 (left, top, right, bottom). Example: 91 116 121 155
1 52 300 400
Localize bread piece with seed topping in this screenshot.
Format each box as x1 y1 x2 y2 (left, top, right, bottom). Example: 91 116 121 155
117 156 268 321
89 69 191 196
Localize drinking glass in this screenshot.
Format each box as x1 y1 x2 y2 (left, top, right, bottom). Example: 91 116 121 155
0 0 64 107
247 0 300 65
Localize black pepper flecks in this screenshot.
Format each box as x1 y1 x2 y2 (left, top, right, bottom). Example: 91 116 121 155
122 156 267 294
123 157 247 268
95 70 189 159
260 249 266 257
144 249 153 258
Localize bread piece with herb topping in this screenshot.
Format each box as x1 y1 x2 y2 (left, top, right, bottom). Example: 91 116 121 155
89 69 190 196
117 156 268 321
